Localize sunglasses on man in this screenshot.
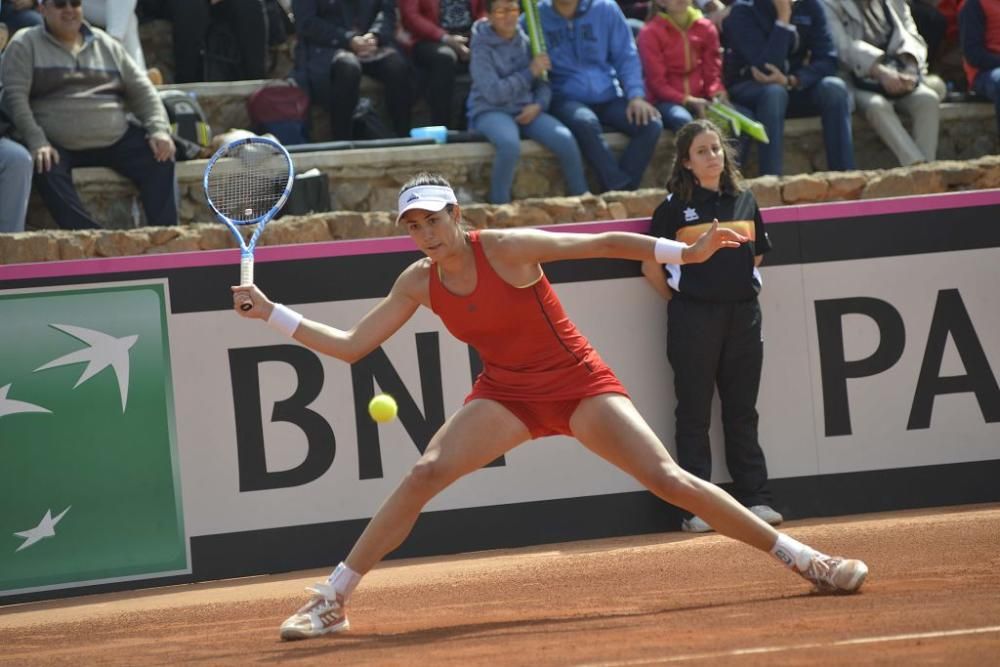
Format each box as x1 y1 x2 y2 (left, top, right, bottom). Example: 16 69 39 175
46 0 84 8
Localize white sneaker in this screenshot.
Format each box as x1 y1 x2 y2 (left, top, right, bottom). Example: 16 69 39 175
749 505 784 525
681 515 714 533
795 554 869 594
279 582 350 640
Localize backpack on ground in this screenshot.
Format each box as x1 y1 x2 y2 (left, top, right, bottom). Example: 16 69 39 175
278 169 332 218
247 82 310 146
158 89 212 160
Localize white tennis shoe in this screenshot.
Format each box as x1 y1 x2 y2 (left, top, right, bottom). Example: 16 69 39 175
795 553 869 594
749 505 784 526
681 515 714 533
279 582 350 640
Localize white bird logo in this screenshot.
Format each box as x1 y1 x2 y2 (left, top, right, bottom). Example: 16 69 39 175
13 507 72 552
0 383 51 419
34 324 139 412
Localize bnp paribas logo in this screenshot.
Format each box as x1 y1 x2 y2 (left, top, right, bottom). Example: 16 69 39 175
0 283 188 597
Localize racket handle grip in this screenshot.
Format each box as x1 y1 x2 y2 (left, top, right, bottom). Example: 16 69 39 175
239 254 254 311
240 255 254 286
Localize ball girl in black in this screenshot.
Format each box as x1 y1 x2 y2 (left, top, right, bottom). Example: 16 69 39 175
642 119 783 533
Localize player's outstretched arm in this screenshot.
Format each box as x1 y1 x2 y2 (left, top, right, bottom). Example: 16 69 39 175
486 221 747 265
231 264 423 363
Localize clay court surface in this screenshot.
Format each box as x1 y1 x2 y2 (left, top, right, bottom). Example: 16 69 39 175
2 504 998 666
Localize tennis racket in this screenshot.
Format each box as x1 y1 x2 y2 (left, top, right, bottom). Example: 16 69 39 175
204 136 295 311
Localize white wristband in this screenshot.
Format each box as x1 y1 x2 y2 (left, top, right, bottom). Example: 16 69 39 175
267 303 303 337
654 237 687 264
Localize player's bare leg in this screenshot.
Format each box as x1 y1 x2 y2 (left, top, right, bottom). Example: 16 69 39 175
345 399 530 572
569 393 868 593
280 399 531 640
570 394 777 549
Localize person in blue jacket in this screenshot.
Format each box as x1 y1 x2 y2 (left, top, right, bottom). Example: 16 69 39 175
960 0 1000 137
537 0 663 192
721 0 855 175
468 0 588 203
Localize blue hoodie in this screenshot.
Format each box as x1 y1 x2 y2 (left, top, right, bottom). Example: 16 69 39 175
467 18 551 122
535 0 645 105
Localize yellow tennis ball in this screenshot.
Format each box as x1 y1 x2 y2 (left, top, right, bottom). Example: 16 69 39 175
368 393 398 423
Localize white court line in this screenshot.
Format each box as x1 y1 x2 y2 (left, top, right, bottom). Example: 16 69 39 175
576 625 1000 666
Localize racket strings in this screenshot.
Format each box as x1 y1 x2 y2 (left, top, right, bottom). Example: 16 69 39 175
207 144 290 223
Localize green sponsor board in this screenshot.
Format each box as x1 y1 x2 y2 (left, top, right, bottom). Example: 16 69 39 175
0 283 187 595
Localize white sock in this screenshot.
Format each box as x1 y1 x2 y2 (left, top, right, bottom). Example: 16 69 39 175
327 562 362 600
770 534 819 572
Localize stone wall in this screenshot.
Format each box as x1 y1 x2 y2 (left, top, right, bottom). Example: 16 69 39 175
4 155 999 266
22 101 1000 231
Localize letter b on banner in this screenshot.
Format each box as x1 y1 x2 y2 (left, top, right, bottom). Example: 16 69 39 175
229 345 335 491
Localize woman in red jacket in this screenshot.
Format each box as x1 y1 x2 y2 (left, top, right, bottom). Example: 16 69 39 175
637 0 730 131
400 0 488 128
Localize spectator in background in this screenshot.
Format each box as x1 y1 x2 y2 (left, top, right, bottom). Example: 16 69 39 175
83 0 163 83
1 0 177 228
700 0 731 29
540 0 663 192
138 0 268 83
0 39 32 233
0 0 42 36
960 0 1000 135
723 0 855 176
264 0 295 48
616 0 650 33
467 0 587 203
0 133 31 232
648 0 732 32
638 0 727 133
908 0 948 69
399 0 487 128
292 0 412 140
822 0 945 165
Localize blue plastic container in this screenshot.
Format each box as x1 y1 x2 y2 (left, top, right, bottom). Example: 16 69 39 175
409 126 448 144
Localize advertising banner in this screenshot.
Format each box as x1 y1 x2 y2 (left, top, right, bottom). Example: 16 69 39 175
0 283 187 596
1 190 998 602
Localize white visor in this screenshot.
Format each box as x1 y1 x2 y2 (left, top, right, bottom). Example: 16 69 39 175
396 185 458 222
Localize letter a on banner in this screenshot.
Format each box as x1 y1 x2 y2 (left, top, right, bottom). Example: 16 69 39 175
908 289 1000 430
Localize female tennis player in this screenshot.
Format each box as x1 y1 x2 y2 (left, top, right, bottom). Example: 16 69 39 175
232 172 868 641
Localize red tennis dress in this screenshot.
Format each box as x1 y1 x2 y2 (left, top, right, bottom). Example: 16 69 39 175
429 231 628 437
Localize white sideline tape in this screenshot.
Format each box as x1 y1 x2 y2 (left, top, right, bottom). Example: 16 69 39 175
576 625 1000 666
